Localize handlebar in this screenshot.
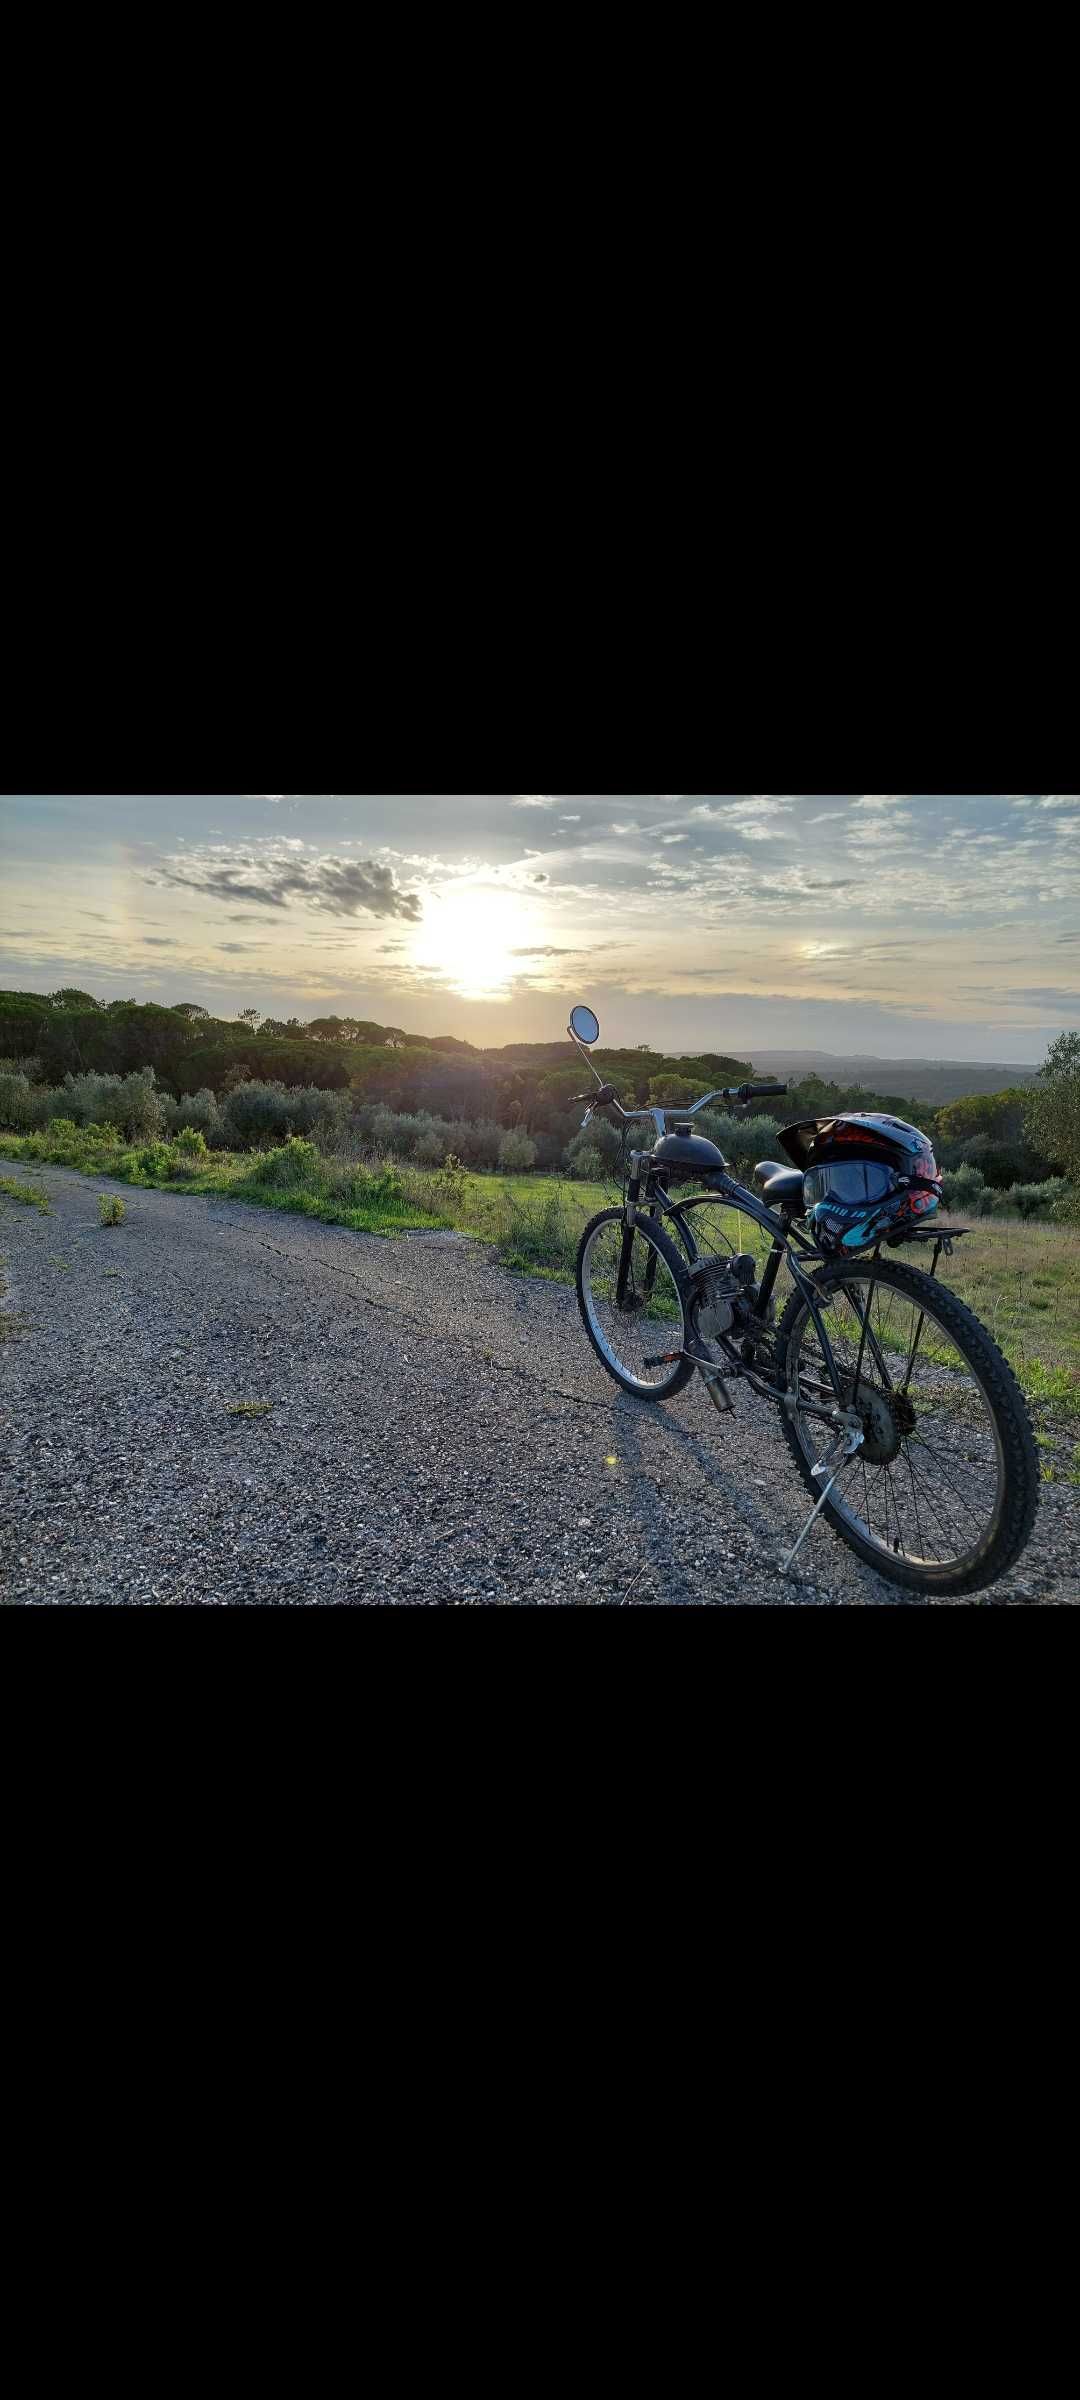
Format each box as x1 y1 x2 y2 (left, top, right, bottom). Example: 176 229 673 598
577 1079 789 1135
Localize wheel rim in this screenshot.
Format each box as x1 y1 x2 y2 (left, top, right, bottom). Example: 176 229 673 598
581 1220 687 1393
787 1273 1006 1575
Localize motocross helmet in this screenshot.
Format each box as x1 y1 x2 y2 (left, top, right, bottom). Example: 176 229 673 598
781 1114 943 1254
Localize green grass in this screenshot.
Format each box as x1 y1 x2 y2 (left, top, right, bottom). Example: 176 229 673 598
938 1213 1080 1418
0 1127 448 1237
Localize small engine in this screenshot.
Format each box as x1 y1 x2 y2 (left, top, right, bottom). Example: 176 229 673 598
690 1254 758 1343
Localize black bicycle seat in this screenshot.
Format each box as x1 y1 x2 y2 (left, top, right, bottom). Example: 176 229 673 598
755 1161 805 1208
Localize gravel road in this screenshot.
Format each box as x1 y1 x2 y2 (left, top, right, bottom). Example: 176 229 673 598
2 1167 1077 1605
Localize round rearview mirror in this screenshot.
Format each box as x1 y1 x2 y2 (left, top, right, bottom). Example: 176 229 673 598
570 1006 600 1047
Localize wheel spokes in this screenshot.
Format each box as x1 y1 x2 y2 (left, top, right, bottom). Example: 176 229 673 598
791 1276 1003 1571
582 1223 685 1390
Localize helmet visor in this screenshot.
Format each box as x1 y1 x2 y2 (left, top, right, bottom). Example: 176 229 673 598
804 1160 897 1207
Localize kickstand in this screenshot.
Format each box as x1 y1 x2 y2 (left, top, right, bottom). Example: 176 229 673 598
781 1426 864 1575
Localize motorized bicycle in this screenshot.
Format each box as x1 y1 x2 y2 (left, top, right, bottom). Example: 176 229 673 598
567 1006 1039 1596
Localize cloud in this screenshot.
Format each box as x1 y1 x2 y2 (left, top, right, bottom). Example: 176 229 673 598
965 986 1080 1013
147 846 421 923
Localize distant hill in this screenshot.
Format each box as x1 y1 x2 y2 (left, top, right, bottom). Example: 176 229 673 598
746 1052 1042 1105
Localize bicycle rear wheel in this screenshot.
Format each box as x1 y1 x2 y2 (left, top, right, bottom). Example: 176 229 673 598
775 1256 1039 1597
576 1210 694 1400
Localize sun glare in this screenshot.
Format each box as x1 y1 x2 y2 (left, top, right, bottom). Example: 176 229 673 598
412 887 536 1001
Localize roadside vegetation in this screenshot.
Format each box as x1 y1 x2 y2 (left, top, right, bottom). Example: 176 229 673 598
2 990 1079 1420
1 988 1076 1215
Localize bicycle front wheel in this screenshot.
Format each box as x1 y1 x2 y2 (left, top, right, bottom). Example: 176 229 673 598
576 1209 694 1400
775 1257 1039 1597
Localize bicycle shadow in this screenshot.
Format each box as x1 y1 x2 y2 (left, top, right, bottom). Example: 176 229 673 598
609 1382 912 1607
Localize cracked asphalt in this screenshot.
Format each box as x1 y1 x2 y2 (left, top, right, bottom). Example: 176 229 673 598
2 1166 1076 1605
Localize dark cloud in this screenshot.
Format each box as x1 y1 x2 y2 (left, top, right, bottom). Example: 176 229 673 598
142 937 176 947
149 850 421 923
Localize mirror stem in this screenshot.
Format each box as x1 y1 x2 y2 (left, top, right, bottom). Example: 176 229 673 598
568 1027 608 1089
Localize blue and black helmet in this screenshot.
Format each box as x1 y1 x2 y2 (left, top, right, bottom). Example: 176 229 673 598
780 1113 943 1254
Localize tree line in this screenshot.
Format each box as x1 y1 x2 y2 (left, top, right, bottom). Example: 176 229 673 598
1 989 1077 1207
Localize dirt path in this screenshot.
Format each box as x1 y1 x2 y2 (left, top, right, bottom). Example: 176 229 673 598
1 1167 1075 1605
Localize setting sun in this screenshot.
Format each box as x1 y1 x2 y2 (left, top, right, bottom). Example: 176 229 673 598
411 885 537 1000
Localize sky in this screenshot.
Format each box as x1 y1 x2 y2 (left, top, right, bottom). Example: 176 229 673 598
1 791 1077 1062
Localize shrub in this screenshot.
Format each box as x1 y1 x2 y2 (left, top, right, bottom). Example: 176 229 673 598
345 1161 407 1214
991 1178 1070 1222
0 1072 32 1130
567 1144 604 1182
414 1126 450 1168
222 1079 296 1149
61 1067 164 1140
941 1163 993 1215
99 1195 126 1227
252 1137 319 1188
47 1117 80 1143
497 1184 577 1276
163 1088 226 1147
565 1118 622 1175
175 1126 208 1156
135 1142 176 1176
290 1088 353 1151
499 1129 538 1173
220 1079 352 1152
454 1117 503 1171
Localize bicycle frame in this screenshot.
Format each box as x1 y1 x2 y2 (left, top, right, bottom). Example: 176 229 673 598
623 1146 855 1425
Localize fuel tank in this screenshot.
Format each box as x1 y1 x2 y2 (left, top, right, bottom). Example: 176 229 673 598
651 1133 728 1183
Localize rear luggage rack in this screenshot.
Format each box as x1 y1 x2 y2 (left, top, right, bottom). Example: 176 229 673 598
884 1224 969 1251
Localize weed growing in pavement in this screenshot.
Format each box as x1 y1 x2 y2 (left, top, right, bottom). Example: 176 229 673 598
0 1176 49 1212
99 1195 126 1227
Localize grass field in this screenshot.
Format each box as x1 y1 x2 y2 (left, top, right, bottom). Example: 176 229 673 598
2 1127 1078 1421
